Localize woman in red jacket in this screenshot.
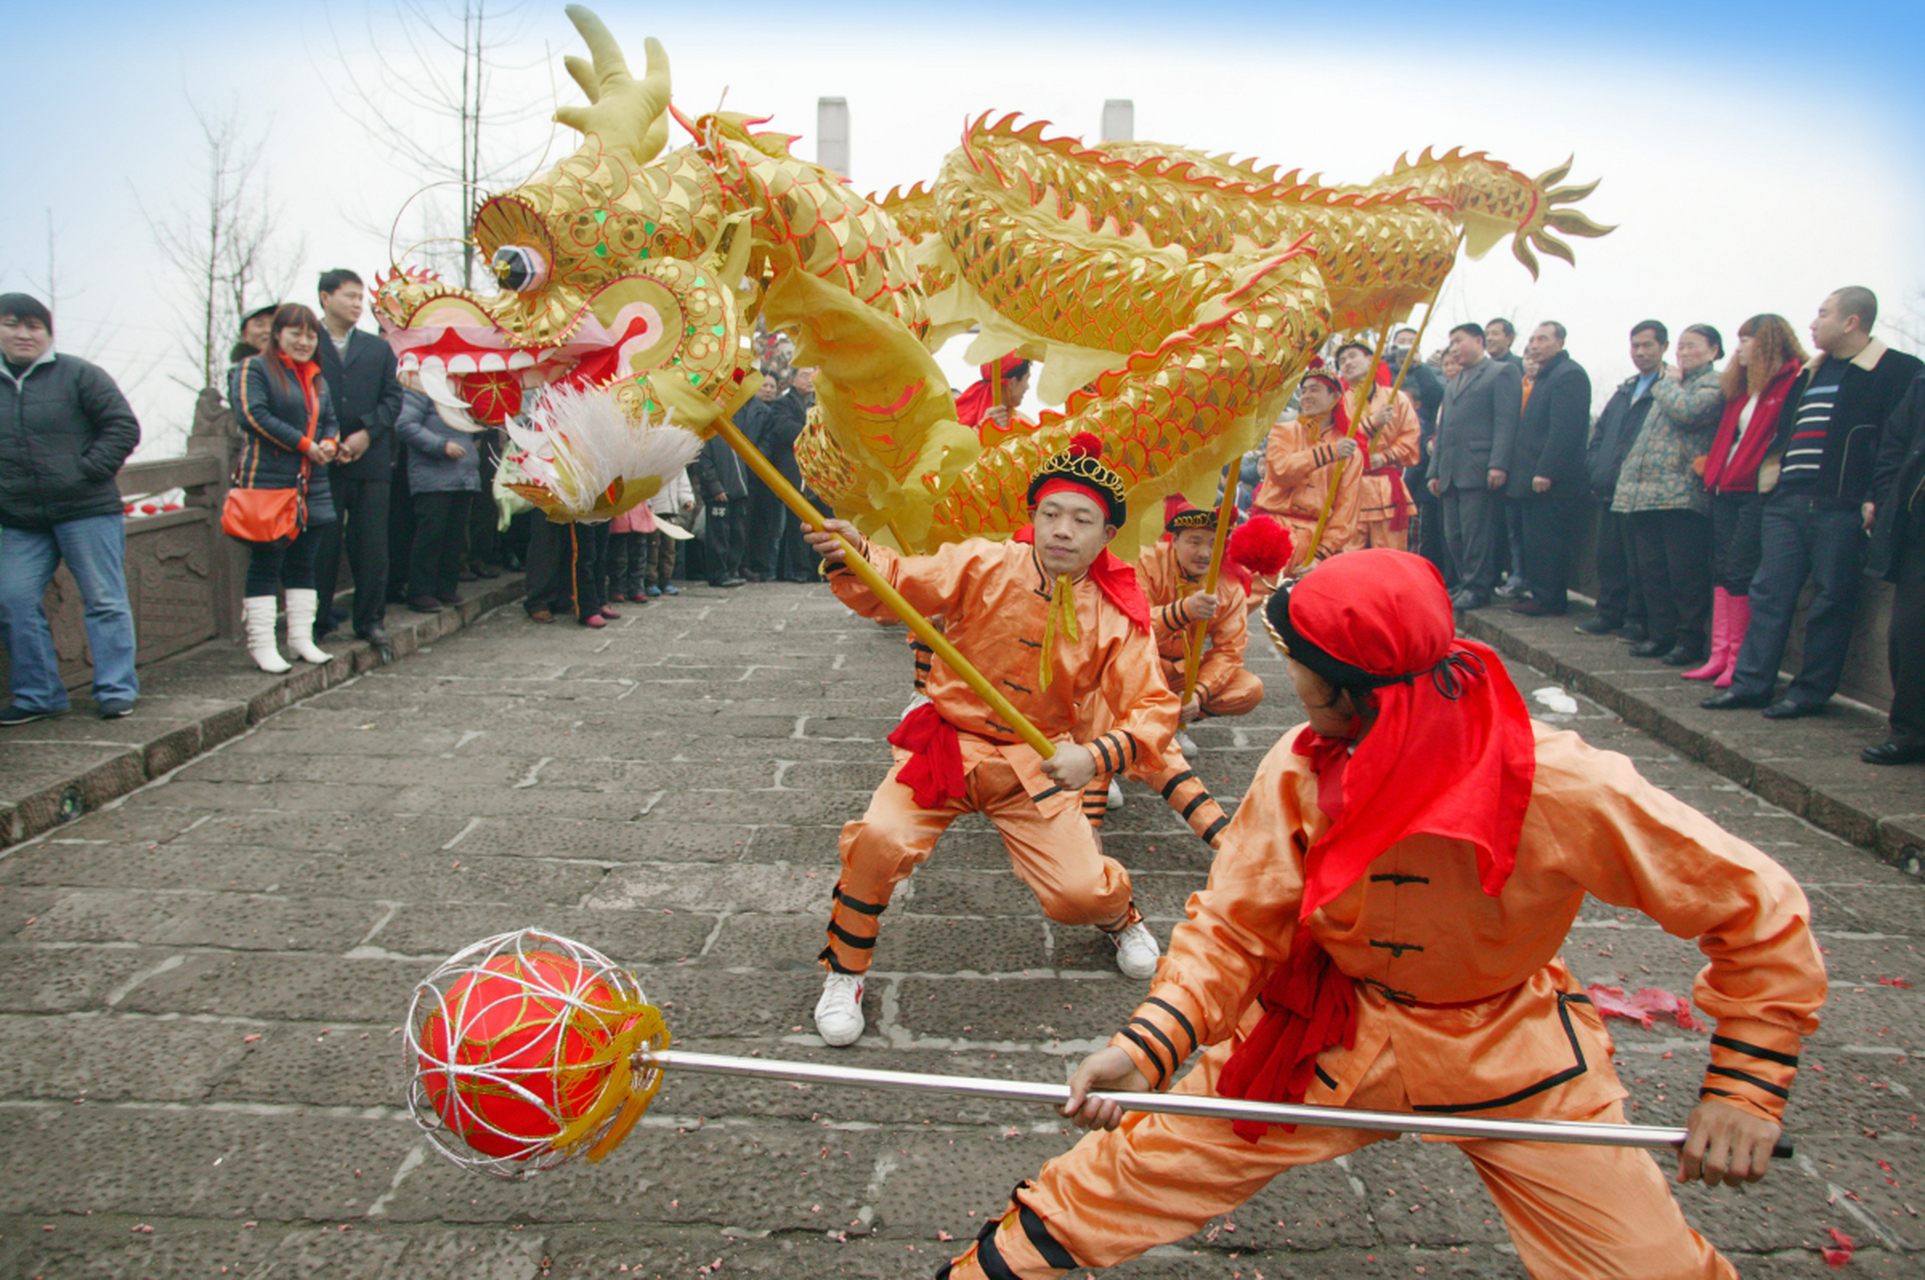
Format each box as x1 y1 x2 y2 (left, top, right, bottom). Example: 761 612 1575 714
1686 315 1807 686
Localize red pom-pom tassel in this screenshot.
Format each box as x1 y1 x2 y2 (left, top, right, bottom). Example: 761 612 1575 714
1228 514 1294 578
1068 431 1103 460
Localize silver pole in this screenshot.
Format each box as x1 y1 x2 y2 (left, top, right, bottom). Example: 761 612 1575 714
641 1050 1791 1156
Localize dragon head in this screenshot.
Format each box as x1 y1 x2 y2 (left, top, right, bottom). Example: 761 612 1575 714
374 6 760 518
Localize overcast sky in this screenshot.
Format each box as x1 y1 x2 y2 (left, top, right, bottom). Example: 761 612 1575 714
5 0 1921 460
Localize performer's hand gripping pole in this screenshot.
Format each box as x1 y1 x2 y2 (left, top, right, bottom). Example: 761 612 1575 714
1179 465 1235 708
708 415 1055 759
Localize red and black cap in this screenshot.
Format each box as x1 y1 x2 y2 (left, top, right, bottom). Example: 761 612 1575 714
1028 431 1128 526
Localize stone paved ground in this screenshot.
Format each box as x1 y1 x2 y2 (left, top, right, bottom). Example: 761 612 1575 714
0 581 1920 1278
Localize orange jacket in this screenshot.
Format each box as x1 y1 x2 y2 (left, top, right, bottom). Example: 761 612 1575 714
1136 541 1251 704
1114 723 1825 1125
1356 386 1420 524
1253 414 1362 562
830 537 1179 811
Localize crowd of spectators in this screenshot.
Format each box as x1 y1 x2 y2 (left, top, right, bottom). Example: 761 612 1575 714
1247 285 1925 766
3 276 1922 769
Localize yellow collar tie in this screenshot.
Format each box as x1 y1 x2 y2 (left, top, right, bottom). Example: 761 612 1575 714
1037 574 1079 693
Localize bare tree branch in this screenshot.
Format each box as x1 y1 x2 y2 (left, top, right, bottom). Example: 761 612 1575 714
316 0 553 290
139 97 304 392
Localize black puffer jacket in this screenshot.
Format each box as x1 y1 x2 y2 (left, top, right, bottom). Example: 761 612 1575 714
237 354 340 525
1868 374 1925 582
0 352 141 529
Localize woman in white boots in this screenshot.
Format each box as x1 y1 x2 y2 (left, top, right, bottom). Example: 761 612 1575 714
236 305 340 672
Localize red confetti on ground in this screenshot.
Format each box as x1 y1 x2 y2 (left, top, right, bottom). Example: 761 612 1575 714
1586 985 1707 1032
1877 977 1912 988
1821 1226 1855 1268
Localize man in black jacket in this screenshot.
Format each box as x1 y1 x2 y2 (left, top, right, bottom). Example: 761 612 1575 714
1862 374 1925 764
763 367 818 581
1707 287 1925 718
692 409 753 587
1506 322 1592 615
308 269 403 646
1391 327 1452 586
0 294 142 724
1578 321 1666 639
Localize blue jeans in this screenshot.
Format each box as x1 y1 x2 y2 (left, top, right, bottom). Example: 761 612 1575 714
0 515 139 711
1727 493 1866 705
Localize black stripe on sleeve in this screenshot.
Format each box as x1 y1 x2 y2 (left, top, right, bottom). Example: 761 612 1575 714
1705 1065 1790 1099
1180 792 1213 820
1117 1027 1169 1088
1711 1035 1800 1069
1201 815 1230 844
1128 1016 1180 1073
1091 737 1116 773
1144 997 1198 1055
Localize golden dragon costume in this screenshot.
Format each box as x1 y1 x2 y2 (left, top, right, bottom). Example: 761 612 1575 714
373 5 1609 553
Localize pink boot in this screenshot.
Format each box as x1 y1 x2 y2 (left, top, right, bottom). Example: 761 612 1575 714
1683 587 1732 680
1714 593 1751 688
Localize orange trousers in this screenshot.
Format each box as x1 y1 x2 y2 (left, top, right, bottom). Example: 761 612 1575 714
1191 665 1264 718
821 755 1138 975
942 1032 1734 1280
1358 518 1410 551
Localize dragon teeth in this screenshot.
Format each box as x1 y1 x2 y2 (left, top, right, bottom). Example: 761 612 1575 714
507 350 538 370
477 353 508 372
446 354 480 375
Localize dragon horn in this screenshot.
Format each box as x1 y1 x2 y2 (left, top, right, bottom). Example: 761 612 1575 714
1511 234 1543 280
1545 208 1614 238
554 6 672 166
1533 230 1578 267
1533 155 1574 188
1546 177 1602 204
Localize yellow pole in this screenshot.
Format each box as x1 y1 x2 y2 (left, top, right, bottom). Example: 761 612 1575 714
1179 467 1234 707
1303 314 1393 562
709 416 1056 758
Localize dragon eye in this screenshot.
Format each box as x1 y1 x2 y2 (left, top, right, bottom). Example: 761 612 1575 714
490 245 547 294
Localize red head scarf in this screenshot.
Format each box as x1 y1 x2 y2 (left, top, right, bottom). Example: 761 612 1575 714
954 353 1031 427
1217 550 1535 1138
1272 549 1536 918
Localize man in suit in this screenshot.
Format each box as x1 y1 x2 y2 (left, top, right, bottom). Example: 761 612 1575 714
1427 323 1522 610
1390 327 1452 587
764 367 818 581
1506 322 1593 616
309 269 404 646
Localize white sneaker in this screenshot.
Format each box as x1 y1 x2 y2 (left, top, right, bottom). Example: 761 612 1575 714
1174 731 1198 757
1109 921 1161 980
1105 779 1124 810
814 972 866 1046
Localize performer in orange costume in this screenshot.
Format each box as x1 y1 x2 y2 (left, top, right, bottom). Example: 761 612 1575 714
955 354 1036 448
1251 364 1363 583
805 434 1179 1046
1334 341 1421 551
940 550 1826 1280
1078 502 1268 848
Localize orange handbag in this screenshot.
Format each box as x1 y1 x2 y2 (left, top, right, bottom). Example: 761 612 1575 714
222 376 315 544
220 482 306 544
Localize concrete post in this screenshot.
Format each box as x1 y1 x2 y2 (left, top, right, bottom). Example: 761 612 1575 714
1101 99 1134 144
817 97 850 178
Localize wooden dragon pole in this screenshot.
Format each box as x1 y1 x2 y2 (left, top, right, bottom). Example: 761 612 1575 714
1179 464 1235 708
